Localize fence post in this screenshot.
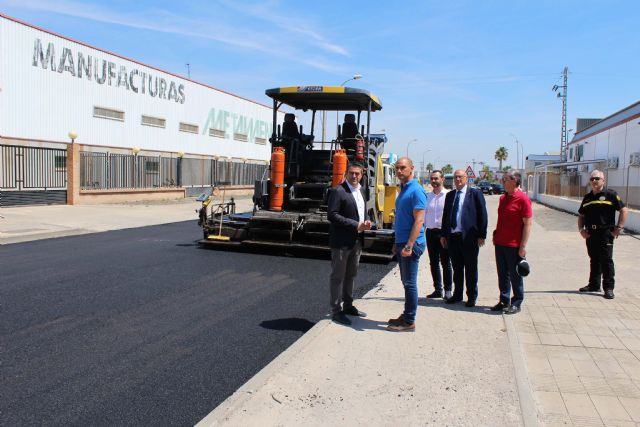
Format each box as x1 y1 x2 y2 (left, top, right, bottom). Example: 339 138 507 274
177 152 183 187
66 143 80 205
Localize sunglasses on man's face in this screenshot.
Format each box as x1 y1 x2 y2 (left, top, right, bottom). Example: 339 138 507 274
590 177 602 182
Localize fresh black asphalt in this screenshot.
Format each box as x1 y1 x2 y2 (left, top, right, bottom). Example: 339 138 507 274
0 221 393 426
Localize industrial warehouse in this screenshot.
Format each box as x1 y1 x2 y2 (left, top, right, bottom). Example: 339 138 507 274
0 13 282 206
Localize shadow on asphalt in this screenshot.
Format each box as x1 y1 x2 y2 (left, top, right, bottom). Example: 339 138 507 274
260 317 316 332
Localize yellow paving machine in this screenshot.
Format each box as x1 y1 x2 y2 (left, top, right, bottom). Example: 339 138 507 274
198 85 398 261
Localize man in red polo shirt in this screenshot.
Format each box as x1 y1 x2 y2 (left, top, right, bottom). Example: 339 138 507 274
491 170 532 314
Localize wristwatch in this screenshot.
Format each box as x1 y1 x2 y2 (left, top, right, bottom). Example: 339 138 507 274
615 225 623 230
403 244 413 251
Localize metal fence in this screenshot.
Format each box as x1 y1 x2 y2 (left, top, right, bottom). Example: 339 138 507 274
1 144 67 190
81 151 267 190
531 161 640 209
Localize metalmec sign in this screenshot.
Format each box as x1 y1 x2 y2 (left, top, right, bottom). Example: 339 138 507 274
32 38 186 104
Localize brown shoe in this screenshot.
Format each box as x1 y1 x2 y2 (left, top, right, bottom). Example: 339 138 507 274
387 320 415 332
388 314 404 326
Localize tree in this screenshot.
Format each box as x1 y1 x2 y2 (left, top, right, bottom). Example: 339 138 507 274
481 164 493 181
426 162 434 173
502 165 512 171
442 164 453 174
495 146 508 171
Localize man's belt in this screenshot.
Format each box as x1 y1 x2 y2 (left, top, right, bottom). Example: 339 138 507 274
589 224 613 230
426 228 441 231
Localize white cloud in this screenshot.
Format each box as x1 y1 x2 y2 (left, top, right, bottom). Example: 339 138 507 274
2 0 348 72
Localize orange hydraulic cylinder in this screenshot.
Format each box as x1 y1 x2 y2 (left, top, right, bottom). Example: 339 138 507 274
332 149 348 188
269 147 285 211
355 137 365 161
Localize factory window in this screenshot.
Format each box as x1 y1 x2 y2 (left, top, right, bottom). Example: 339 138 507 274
179 122 199 134
209 128 225 138
569 147 574 160
233 133 248 142
93 106 124 121
255 137 267 145
577 145 584 161
141 115 166 128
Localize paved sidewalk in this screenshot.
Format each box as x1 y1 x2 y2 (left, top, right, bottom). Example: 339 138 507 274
198 197 640 427
512 202 640 426
4 196 640 426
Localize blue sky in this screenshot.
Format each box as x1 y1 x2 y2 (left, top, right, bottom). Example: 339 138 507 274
2 0 639 171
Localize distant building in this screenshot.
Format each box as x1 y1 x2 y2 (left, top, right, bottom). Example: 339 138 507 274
566 101 640 204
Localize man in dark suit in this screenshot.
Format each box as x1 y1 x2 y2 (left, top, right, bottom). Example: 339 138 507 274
440 169 488 307
327 161 371 325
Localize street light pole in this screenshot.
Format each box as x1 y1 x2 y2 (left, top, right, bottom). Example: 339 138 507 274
331 74 362 144
406 138 417 158
421 149 432 173
510 133 521 170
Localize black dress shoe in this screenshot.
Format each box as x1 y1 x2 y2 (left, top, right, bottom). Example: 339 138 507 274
504 305 521 315
332 312 352 325
465 300 476 308
491 301 508 311
446 297 462 304
343 306 367 317
579 285 601 292
426 290 443 299
604 289 615 300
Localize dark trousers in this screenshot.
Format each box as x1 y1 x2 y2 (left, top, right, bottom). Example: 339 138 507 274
586 229 615 290
495 245 524 307
329 241 362 314
448 233 479 302
426 228 452 292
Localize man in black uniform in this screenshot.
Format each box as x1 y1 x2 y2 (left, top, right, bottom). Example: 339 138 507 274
578 169 628 299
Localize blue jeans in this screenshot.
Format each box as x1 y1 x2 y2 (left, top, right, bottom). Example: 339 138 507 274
396 242 425 324
495 245 524 307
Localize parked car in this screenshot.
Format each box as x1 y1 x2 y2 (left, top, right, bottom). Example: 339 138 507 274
490 183 505 194
477 181 493 194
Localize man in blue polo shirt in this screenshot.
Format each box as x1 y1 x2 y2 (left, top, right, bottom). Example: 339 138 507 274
387 157 426 332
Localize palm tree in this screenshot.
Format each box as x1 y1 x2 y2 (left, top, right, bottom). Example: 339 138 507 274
426 162 434 173
442 164 453 174
481 164 492 181
495 146 508 171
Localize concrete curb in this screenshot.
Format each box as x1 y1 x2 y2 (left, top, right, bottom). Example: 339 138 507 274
196 318 333 426
503 313 539 427
0 229 93 245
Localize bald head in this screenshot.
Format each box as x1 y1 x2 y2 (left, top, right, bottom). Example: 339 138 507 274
397 156 414 167
394 157 415 184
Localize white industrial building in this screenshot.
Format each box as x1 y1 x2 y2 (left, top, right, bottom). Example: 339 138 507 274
0 13 280 159
0 13 285 205
529 100 640 231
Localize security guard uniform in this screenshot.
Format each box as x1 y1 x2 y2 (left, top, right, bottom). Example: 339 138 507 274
578 188 625 291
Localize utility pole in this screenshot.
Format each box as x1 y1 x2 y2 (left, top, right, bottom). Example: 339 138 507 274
552 67 569 162
186 63 191 79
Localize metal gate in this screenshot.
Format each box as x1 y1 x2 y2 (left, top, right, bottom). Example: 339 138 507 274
0 145 67 207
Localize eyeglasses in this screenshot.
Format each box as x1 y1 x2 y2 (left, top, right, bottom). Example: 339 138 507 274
589 177 602 182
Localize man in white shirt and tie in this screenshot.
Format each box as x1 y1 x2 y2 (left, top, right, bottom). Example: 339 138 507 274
327 161 372 325
424 170 453 299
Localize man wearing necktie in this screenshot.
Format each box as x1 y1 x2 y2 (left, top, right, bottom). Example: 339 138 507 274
440 169 488 307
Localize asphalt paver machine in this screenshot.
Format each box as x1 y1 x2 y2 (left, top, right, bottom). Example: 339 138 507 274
198 85 396 261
